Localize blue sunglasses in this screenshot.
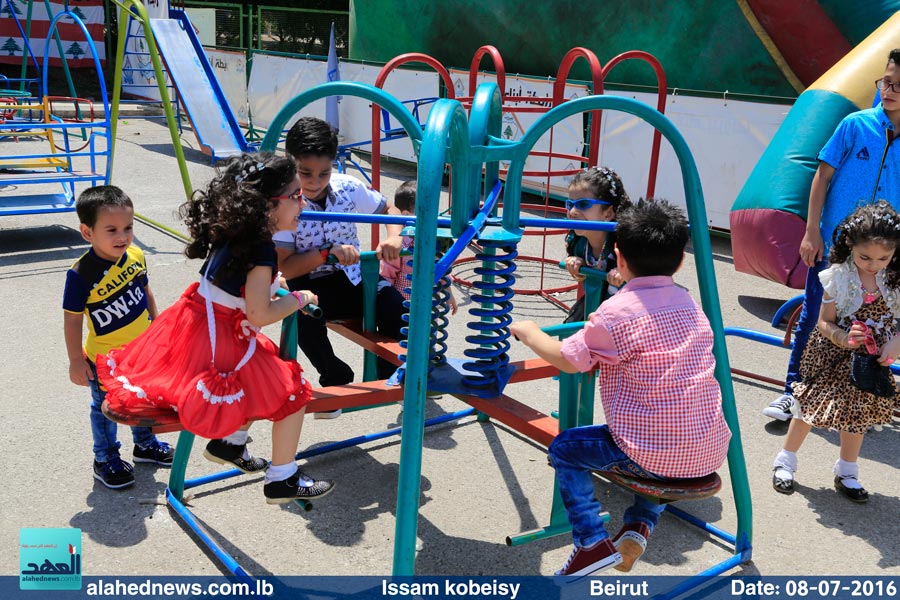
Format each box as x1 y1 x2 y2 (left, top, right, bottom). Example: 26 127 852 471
566 197 612 211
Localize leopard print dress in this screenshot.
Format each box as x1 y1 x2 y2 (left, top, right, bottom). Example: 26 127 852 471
792 295 900 434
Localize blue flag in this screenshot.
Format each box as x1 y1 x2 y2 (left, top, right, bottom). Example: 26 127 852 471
325 22 341 130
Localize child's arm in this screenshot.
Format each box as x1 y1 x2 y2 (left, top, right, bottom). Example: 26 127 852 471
816 299 867 348
276 246 330 280
64 312 92 386
244 265 316 328
375 203 404 262
145 282 159 319
800 162 835 266
509 320 579 373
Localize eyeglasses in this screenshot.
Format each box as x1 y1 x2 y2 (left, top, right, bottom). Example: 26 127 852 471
875 78 900 93
566 198 612 211
273 192 303 202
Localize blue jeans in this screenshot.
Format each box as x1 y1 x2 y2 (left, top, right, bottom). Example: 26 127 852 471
548 425 666 548
784 260 826 393
89 362 155 463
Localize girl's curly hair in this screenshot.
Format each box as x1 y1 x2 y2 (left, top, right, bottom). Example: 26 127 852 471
830 200 900 289
179 152 296 280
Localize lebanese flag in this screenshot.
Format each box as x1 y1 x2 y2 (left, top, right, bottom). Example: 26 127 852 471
0 0 105 68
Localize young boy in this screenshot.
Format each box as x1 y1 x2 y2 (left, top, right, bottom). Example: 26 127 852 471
63 186 174 489
765 48 900 421
274 117 406 416
379 180 457 313
510 199 731 577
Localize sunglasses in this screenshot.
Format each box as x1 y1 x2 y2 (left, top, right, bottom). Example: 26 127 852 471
566 198 612 211
273 192 303 202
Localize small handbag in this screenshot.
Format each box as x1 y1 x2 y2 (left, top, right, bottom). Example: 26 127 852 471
848 322 896 398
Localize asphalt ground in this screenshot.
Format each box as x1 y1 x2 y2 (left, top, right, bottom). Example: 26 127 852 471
1 117 898 580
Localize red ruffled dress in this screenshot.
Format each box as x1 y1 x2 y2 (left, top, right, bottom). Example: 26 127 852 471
96 243 312 439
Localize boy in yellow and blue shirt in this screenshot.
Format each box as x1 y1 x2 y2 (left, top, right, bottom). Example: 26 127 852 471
63 186 174 489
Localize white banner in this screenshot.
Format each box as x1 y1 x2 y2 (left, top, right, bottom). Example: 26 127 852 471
121 2 169 101
248 53 440 162
596 90 787 229
207 49 248 125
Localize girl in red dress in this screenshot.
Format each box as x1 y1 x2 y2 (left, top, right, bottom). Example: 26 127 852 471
98 153 334 503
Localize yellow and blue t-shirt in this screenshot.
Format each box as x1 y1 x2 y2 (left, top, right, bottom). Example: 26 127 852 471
63 245 152 362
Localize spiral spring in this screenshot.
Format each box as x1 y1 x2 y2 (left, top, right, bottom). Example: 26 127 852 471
462 239 518 391
398 254 453 370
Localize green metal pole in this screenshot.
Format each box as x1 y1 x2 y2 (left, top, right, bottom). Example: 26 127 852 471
43 0 78 101
19 0 35 94
108 0 193 200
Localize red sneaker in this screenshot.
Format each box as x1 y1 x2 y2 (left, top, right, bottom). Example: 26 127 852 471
612 522 651 572
555 538 622 577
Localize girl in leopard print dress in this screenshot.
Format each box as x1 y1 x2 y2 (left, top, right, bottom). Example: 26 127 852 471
773 201 900 503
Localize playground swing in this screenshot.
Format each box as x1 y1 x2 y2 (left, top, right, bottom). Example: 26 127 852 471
0 7 111 217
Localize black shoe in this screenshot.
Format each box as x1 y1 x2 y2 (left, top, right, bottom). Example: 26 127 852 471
264 471 334 504
203 439 268 474
133 440 175 467
93 456 135 489
834 476 869 503
772 471 795 494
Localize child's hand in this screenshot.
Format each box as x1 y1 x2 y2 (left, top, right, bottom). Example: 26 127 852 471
846 321 869 348
69 358 93 387
448 291 458 315
331 244 360 266
277 276 289 290
509 320 541 344
376 234 404 262
291 290 318 310
607 268 625 288
878 335 900 366
565 257 586 281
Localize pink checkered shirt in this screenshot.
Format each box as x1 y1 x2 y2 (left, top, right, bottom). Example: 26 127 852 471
560 276 731 478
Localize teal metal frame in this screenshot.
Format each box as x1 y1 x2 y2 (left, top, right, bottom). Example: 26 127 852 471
211 80 750 591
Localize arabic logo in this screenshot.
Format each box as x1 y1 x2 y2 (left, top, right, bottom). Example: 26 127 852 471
19 528 82 590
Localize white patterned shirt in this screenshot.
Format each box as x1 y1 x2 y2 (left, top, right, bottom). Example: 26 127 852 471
273 173 387 285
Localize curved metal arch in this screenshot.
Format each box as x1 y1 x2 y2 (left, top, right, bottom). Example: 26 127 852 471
369 52 456 194
462 82 503 232
466 45 506 102
601 50 668 198
41 10 110 110
497 93 751 557
259 82 425 154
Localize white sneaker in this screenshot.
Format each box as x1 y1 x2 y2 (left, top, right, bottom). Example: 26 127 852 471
762 394 796 421
314 409 342 420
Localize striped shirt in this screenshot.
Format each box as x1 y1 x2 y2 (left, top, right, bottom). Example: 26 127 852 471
560 276 731 478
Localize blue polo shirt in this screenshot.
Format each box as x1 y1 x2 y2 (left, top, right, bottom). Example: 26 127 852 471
818 104 899 250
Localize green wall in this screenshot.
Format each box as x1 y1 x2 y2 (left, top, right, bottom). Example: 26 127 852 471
350 0 796 97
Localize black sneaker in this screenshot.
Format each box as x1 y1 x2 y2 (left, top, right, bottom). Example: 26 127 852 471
93 456 135 490
264 471 334 504
133 440 175 467
763 394 796 421
203 439 268 474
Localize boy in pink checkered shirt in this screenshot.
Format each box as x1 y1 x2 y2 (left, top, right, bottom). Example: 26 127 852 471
511 199 731 578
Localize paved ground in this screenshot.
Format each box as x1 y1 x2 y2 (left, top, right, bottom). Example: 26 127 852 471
1 117 898 580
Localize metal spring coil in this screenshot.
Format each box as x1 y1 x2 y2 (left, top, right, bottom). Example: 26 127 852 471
462 240 518 390
398 255 452 368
